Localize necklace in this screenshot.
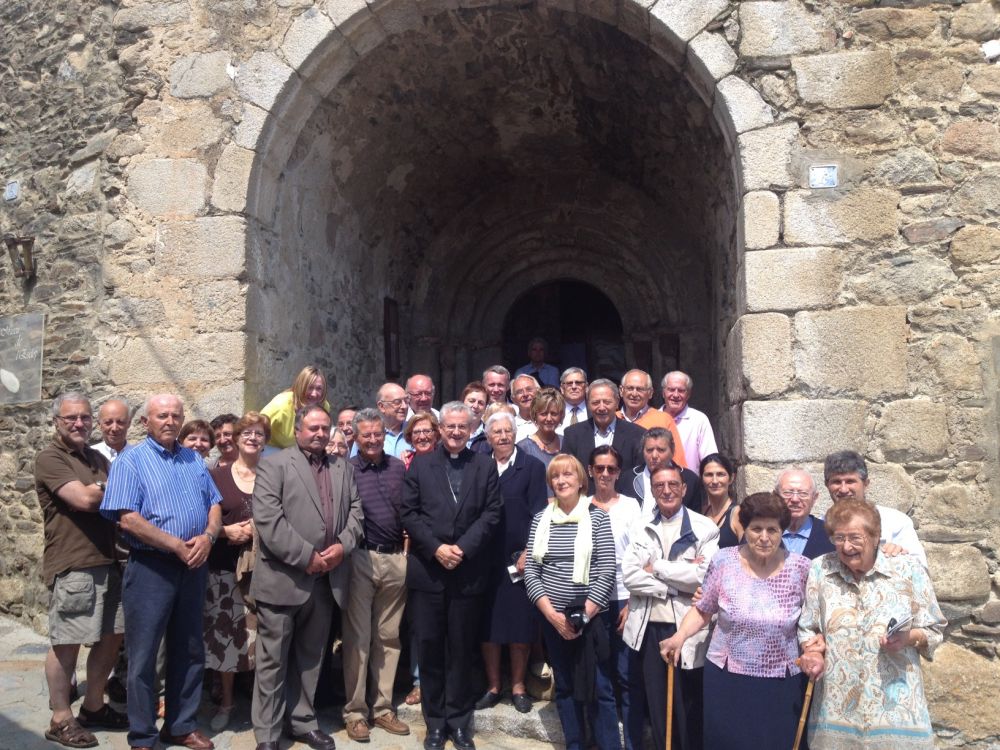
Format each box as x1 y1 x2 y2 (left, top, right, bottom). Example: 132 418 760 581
534 432 560 453
233 461 257 483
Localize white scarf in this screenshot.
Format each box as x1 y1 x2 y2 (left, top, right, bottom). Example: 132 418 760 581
531 494 593 585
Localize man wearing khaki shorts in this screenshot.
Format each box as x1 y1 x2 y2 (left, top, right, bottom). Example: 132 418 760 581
36 392 128 748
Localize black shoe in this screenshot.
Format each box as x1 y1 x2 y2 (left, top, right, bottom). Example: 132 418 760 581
451 728 476 750
423 728 446 750
511 693 532 714
106 676 127 704
290 729 336 750
474 690 501 710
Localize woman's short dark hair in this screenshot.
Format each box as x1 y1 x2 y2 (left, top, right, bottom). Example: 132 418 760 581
738 491 791 530
589 445 623 469
700 453 736 479
460 381 487 402
179 419 214 447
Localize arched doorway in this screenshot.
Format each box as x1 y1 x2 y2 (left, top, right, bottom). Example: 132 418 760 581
244 1 743 440
501 281 625 384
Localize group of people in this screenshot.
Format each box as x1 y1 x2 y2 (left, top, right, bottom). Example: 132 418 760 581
34 341 944 750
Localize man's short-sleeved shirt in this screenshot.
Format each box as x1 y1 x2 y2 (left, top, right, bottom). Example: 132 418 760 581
100 436 221 551
35 439 115 587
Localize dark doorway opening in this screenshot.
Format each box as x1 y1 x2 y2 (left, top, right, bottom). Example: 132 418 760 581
502 280 626 384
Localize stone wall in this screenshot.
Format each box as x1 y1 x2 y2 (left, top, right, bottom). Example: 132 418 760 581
1 0 999 743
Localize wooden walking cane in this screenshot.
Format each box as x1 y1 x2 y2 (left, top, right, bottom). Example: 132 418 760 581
793 658 816 750
665 660 675 750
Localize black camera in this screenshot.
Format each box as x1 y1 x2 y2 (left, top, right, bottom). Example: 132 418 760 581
564 597 589 633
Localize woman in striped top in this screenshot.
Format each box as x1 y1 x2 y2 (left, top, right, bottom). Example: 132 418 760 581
524 454 619 750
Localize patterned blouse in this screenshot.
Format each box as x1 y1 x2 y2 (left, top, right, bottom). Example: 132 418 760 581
797 552 946 750
695 546 812 677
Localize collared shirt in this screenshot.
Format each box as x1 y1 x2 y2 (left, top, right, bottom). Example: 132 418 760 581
100 436 221 551
664 405 718 471
560 402 586 433
383 427 412 460
349 452 405 547
782 515 813 556
305 449 335 547
91 440 129 463
514 362 560 388
594 417 617 448
619 406 649 424
495 447 517 476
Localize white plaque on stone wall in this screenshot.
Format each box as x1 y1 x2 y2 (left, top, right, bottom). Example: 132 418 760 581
0 312 44 405
808 164 838 189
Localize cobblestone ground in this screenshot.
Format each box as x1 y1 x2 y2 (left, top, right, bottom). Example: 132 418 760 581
0 617 565 750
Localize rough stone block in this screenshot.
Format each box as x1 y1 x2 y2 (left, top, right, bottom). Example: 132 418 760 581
729 313 793 398
852 8 937 39
282 7 336 70
687 31 736 92
113 2 189 32
742 190 780 250
871 147 938 188
236 52 295 112
951 224 1000 265
925 543 990 601
949 166 1000 218
157 216 248 279
715 76 774 135
128 159 207 217
211 144 256 213
743 399 868 463
234 103 269 151
969 64 1000 97
784 188 898 245
739 1 834 58
650 0 728 43
169 51 232 99
794 307 908 397
925 644 1000 741
877 399 949 462
107 333 247 384
864 462 916 514
738 120 799 192
922 333 983 392
951 2 1000 41
327 0 386 57
746 247 840 311
158 102 226 154
940 121 1000 161
916 483 993 534
792 50 894 109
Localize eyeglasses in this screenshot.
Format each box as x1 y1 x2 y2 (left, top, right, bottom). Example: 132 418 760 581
240 429 266 439
780 490 811 499
652 481 683 491
832 534 868 547
411 428 436 437
378 397 409 407
621 386 650 394
592 465 620 474
407 390 434 399
56 414 93 424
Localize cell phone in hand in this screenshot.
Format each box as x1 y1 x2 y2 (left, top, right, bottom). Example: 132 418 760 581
886 615 912 638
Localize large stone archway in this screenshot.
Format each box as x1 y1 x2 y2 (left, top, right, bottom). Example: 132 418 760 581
234 0 779 449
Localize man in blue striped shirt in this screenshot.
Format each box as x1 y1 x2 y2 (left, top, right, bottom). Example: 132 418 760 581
101 394 222 750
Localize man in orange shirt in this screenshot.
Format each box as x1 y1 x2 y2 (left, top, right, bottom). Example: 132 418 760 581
617 369 686 468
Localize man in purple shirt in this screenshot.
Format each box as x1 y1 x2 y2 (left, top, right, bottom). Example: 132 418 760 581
342 409 410 742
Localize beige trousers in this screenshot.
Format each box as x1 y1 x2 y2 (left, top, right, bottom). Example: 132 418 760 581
342 548 408 724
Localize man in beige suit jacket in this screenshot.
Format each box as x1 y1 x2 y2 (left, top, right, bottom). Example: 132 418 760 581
251 405 363 750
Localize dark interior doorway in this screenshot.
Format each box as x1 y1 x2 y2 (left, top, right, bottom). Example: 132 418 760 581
502 280 626 384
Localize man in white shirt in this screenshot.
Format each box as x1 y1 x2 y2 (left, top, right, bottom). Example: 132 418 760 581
660 371 718 471
91 398 131 462
404 374 440 422
823 450 927 567
558 367 588 433
509 374 539 442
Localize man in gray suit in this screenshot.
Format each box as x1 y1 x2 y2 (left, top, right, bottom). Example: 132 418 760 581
251 405 363 750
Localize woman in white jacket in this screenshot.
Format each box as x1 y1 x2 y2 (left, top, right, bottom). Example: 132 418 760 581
621 463 720 750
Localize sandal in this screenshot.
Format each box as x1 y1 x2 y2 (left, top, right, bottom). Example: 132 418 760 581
45 717 98 748
404 685 421 705
78 703 129 730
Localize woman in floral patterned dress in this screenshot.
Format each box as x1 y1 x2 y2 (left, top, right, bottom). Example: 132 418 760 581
797 499 946 749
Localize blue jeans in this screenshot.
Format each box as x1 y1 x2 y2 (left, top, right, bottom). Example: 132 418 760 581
603 600 645 750
123 550 208 747
542 620 621 750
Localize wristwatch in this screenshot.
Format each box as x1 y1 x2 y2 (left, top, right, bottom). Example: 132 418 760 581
206 531 218 545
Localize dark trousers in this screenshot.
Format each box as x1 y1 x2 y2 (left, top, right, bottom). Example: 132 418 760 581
604 601 645 750
123 550 208 748
542 621 621 750
252 578 336 742
637 622 703 750
408 589 482 733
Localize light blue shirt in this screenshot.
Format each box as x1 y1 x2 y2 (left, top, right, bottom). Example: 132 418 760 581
101 436 221 551
514 362 560 388
383 428 412 459
594 417 617 448
782 515 813 556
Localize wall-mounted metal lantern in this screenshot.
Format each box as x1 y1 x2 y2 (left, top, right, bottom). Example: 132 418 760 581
4 235 35 279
